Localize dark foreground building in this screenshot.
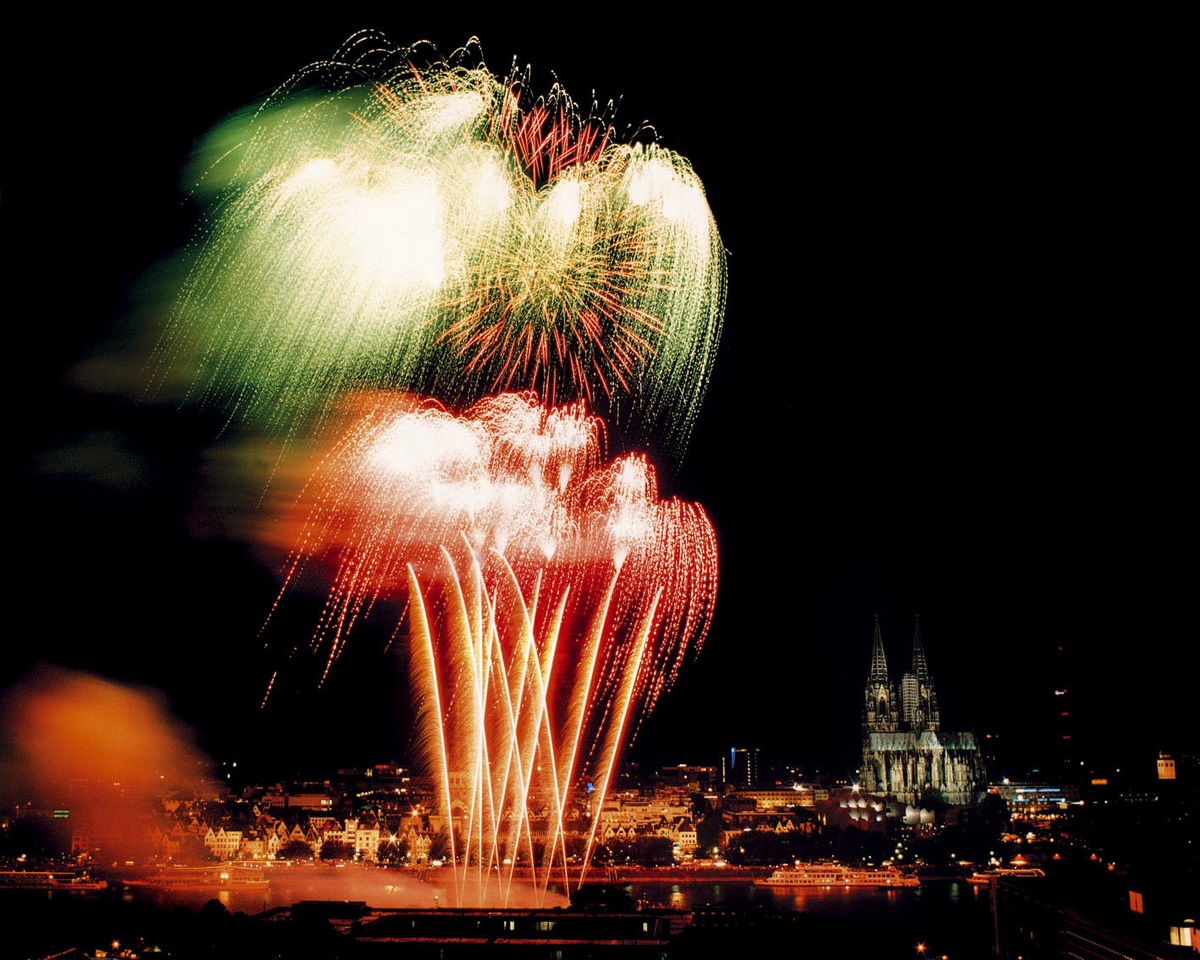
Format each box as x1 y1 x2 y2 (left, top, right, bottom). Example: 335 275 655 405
989 873 1194 960
253 899 891 957
282 899 686 957
6 890 893 958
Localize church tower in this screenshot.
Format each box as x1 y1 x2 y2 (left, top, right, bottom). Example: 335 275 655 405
863 613 898 732
903 614 940 731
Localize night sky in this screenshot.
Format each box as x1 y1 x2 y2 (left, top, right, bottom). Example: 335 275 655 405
12 14 1192 787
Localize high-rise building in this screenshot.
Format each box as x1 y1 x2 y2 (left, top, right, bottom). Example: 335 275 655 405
860 615 984 806
726 746 761 789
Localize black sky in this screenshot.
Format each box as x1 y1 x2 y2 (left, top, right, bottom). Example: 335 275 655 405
12 14 1192 786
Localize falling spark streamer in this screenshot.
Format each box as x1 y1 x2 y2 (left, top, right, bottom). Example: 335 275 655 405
263 391 717 904
153 30 729 912
151 31 726 462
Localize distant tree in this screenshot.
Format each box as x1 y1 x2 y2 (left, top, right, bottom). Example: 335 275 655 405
827 825 893 864
426 828 448 863
694 813 723 855
590 835 672 867
378 838 409 864
564 835 587 863
277 840 314 860
0 818 57 860
178 835 218 864
728 830 790 865
779 827 823 862
631 835 674 866
320 841 354 861
425 827 462 863
977 792 1009 835
200 898 230 923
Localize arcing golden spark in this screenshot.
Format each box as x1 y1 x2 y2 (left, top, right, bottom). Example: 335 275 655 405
261 391 718 904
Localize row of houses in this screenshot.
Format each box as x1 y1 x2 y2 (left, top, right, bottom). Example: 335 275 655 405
597 790 698 854
182 794 704 863
197 815 424 862
69 776 828 865
129 800 450 864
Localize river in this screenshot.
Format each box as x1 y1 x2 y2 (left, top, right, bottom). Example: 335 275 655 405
99 863 994 956
2 864 995 956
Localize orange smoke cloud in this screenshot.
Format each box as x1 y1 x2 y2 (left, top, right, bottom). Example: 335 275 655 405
1 666 215 859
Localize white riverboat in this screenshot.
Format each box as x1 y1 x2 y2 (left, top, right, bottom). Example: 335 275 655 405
755 862 920 888
966 867 1045 886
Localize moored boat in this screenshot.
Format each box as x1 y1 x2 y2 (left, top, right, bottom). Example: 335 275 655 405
966 867 1045 886
0 870 107 891
124 864 269 889
754 862 919 888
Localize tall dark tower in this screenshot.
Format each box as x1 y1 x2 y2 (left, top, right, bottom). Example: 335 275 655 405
1052 641 1073 778
728 746 761 788
864 614 898 732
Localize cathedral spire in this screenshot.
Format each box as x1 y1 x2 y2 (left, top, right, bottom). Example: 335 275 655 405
864 613 898 732
911 613 930 682
909 614 940 730
868 612 890 684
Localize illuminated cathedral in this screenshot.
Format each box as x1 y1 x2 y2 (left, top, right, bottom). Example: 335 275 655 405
860 615 984 806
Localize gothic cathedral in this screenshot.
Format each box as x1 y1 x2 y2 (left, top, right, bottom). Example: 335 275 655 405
861 615 984 806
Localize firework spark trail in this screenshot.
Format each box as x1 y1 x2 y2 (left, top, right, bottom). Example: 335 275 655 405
267 392 716 712
405 540 672 905
151 31 726 461
263 391 717 904
579 587 660 888
153 30 727 907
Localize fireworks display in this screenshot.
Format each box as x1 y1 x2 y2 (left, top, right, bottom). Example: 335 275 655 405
142 32 727 905
263 391 717 901
266 390 717 725
153 32 726 460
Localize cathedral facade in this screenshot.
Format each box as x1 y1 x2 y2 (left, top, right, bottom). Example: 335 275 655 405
860 615 984 807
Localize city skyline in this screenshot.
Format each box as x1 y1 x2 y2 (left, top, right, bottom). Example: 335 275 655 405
12 15 1191 789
